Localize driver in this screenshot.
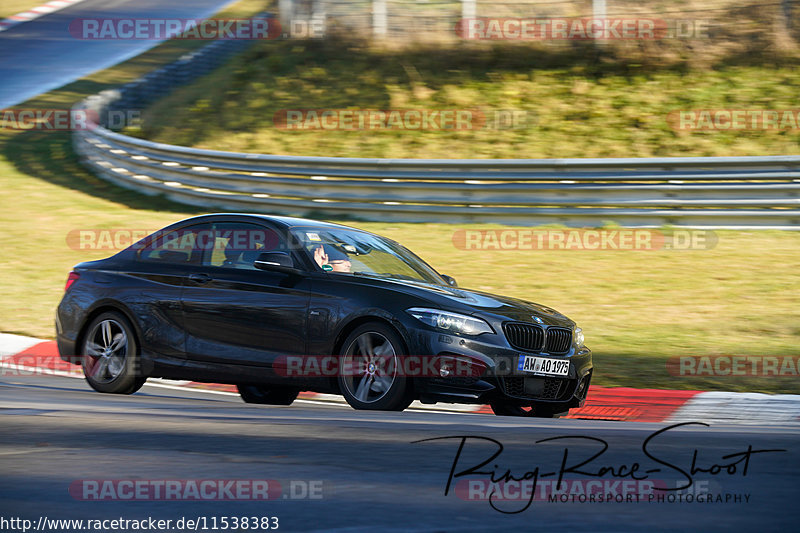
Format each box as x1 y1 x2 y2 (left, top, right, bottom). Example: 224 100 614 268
313 244 351 272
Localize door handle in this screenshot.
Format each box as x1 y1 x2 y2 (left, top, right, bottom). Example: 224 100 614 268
188 273 211 284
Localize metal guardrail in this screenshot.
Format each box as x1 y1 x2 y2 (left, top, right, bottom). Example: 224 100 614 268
74 122 800 228
72 29 800 229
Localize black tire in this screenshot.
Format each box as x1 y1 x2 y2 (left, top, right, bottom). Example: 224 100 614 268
490 402 568 418
236 384 299 405
81 311 146 394
337 322 413 411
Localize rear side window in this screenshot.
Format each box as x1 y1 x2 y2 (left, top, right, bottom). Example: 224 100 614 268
139 225 206 264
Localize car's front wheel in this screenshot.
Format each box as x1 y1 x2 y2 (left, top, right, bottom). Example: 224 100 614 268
81 311 146 394
337 323 413 411
236 384 299 405
490 402 568 418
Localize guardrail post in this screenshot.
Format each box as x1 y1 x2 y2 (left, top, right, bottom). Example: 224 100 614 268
593 0 607 46
462 0 476 22
279 0 294 34
373 0 387 38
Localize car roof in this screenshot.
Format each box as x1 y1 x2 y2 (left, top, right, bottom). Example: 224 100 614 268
171 213 360 232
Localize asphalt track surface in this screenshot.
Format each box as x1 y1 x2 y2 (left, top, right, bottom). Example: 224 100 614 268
0 0 238 108
0 375 798 532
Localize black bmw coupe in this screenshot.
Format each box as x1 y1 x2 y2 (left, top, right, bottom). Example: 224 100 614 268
56 214 592 417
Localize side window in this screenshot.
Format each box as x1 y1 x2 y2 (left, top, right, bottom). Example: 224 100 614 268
139 225 205 264
201 222 283 270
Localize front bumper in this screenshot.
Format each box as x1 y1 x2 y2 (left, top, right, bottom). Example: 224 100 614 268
409 329 593 409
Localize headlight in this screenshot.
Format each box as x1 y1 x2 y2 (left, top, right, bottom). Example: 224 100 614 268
573 327 585 347
406 308 493 335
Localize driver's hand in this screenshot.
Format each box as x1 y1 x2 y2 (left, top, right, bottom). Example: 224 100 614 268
313 245 328 268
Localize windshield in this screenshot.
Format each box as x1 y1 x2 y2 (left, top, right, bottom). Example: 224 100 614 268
292 227 445 285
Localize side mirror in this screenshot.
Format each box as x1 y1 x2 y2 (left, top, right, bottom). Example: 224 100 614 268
441 274 458 287
254 252 299 274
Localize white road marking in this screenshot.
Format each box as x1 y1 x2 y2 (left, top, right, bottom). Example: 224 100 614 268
666 391 800 426
0 333 42 358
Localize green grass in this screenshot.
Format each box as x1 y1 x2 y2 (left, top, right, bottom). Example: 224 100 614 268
0 1 51 19
2 126 798 393
134 38 800 158
0 2 798 394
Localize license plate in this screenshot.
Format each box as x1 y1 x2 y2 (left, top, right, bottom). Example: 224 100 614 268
517 355 569 376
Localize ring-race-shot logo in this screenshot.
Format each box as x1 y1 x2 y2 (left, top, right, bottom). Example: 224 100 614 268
68 17 281 40
414 428 782 514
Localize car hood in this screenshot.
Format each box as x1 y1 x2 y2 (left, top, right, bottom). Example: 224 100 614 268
372 277 574 327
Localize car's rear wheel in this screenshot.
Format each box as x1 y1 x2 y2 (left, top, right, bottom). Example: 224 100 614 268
490 402 568 418
338 323 413 411
81 311 146 394
236 384 299 405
